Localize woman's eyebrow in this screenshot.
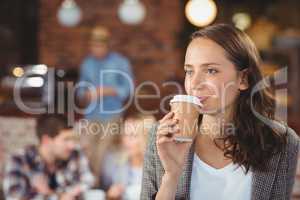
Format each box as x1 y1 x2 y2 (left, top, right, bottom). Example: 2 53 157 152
184 64 193 68
200 62 220 67
184 62 220 68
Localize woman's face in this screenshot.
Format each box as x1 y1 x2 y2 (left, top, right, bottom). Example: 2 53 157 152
184 38 248 115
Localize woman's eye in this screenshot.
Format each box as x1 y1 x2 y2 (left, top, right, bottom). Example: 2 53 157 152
207 68 218 74
185 70 193 76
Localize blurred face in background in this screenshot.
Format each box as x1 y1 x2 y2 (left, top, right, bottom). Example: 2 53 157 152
122 119 146 158
90 41 109 59
43 129 78 161
89 26 110 59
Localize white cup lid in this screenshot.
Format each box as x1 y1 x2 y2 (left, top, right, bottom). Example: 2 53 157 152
170 95 202 106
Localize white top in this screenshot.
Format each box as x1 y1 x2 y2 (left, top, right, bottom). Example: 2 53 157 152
170 95 202 106
190 153 253 200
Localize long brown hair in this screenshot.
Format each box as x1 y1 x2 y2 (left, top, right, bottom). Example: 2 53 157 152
191 24 286 172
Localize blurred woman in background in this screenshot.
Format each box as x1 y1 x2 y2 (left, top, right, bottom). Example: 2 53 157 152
101 114 156 200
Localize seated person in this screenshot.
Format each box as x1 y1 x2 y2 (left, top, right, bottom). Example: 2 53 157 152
100 114 156 200
3 114 95 200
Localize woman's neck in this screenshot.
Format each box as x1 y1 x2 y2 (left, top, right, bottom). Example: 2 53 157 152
194 134 233 169
199 105 234 138
194 109 235 169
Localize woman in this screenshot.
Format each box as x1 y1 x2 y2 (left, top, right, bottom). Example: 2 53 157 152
100 114 156 200
141 24 299 200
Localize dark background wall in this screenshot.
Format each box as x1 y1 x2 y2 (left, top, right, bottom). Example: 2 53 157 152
0 0 38 66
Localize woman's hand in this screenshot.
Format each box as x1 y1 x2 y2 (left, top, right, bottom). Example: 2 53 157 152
156 112 193 178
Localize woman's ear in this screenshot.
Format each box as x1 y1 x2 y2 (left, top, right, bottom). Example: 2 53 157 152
238 69 249 91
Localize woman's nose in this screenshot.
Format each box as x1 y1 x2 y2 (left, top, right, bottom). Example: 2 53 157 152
190 74 205 91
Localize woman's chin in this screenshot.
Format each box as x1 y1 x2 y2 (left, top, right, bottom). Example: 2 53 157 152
198 107 220 115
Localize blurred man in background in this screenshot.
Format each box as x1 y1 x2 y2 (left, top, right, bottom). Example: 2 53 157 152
77 26 134 184
3 114 94 200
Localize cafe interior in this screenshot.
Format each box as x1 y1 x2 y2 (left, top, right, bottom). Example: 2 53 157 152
0 0 299 199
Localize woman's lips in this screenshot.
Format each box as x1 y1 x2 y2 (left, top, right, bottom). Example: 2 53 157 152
197 96 209 102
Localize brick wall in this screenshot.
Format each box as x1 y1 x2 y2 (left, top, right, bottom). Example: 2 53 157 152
38 0 187 117
39 0 185 86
